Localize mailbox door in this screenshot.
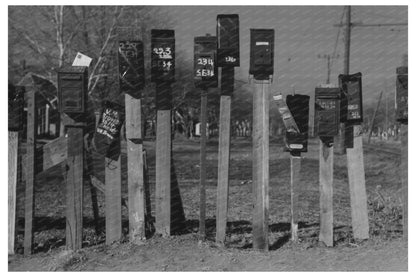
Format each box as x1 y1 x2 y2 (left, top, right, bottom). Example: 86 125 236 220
194 36 218 88
285 94 309 152
58 66 88 114
118 40 145 98
339 72 363 124
249 29 274 80
315 88 340 137
217 14 240 67
151 30 175 83
396 66 408 124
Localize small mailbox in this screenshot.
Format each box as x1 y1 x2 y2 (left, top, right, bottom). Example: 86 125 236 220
249 29 274 80
151 29 175 83
216 14 240 67
315 87 341 137
395 66 408 124
194 35 218 88
58 66 88 114
338 72 363 124
8 83 25 132
285 94 309 152
118 40 145 98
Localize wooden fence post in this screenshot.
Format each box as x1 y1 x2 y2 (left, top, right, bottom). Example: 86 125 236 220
8 131 19 254
290 153 301 242
199 89 208 239
401 125 408 240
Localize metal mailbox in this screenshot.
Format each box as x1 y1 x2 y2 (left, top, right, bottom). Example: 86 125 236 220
151 29 175 83
58 66 88 114
249 29 274 80
216 14 240 67
118 40 145 98
194 35 218 88
8 83 25 132
315 87 341 137
395 66 408 124
285 94 309 152
338 72 363 124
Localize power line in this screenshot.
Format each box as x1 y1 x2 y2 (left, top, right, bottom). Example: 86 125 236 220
330 7 346 70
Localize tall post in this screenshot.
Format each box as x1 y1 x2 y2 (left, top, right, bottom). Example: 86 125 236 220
199 89 208 238
367 91 383 144
290 153 301 242
401 125 408 240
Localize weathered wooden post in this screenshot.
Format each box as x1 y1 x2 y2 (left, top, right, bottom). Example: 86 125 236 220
339 73 369 240
395 66 408 240
215 14 240 245
58 66 88 250
152 29 185 237
118 40 147 242
194 34 218 239
250 29 274 250
315 86 341 247
9 84 24 255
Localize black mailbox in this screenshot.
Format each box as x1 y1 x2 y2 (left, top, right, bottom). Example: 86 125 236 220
249 29 274 80
8 83 24 132
118 40 145 98
285 94 309 152
395 66 408 124
338 72 363 124
151 29 175 83
58 66 88 114
217 14 240 67
315 87 341 137
194 35 218 88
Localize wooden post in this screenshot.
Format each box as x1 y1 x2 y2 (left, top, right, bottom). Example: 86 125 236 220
319 139 334 247
401 124 408 240
199 89 208 238
125 94 146 242
367 91 383 144
155 83 172 237
24 91 37 255
290 153 301 242
8 131 19 254
346 125 369 240
105 142 122 245
252 79 270 251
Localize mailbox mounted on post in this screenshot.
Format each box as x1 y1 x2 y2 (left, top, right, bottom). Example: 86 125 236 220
338 72 363 124
315 87 341 137
8 84 25 132
151 29 175 83
285 94 309 152
249 29 274 80
395 66 408 124
58 66 88 114
118 40 145 98
216 14 240 67
194 35 218 88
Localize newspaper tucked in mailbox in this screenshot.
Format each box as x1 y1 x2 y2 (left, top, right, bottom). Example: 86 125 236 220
272 94 300 134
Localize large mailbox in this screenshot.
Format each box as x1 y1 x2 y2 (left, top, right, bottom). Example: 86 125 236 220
249 29 274 80
216 14 240 67
285 94 309 152
338 72 363 124
58 66 88 114
194 35 218 88
395 66 408 124
315 87 341 137
8 83 25 132
151 29 175 83
118 40 145 98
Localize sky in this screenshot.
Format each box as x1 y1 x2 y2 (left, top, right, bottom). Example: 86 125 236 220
157 5 407 105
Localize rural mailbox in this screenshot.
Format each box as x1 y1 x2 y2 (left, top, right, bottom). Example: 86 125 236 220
315 87 341 137
216 14 240 67
395 66 408 124
249 29 274 80
118 40 145 98
285 94 309 152
338 72 363 124
58 66 88 114
194 35 218 88
151 29 175 83
8 84 24 132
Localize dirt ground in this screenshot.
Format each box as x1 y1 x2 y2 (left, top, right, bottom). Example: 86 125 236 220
8 136 407 271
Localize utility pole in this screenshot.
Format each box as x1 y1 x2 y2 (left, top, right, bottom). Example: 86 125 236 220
318 54 340 84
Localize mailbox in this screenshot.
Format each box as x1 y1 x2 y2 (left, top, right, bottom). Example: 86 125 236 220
249 29 274 80
8 83 24 132
315 87 341 137
285 94 309 152
58 66 88 114
151 29 175 83
118 40 145 98
395 66 408 124
216 14 240 67
194 35 218 88
338 72 363 124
